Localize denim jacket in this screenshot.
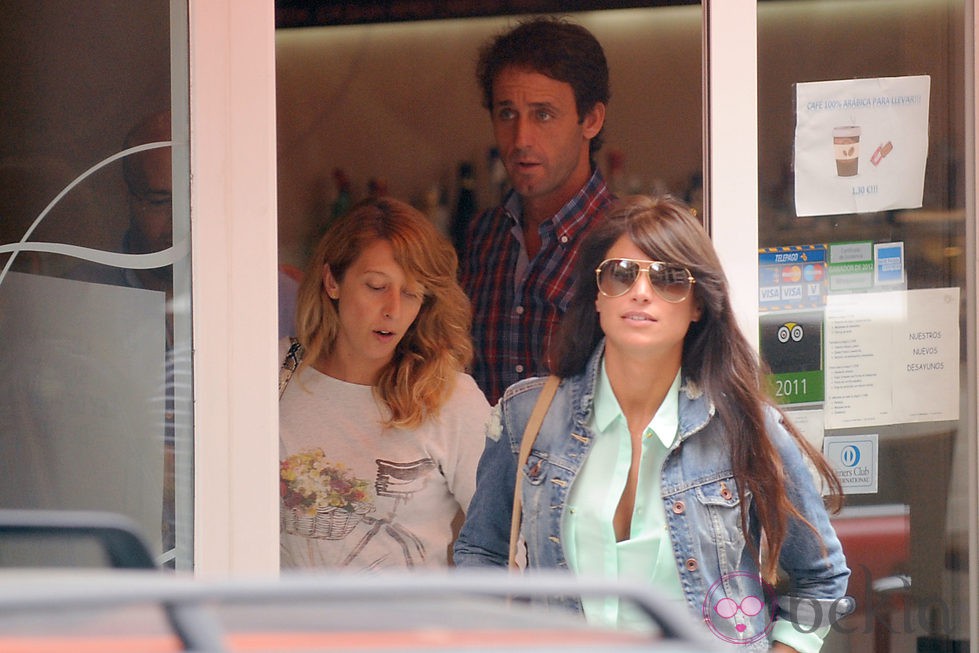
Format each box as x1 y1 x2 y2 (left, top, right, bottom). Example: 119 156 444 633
455 342 852 647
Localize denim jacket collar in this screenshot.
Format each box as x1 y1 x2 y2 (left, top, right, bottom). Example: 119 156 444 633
573 339 715 448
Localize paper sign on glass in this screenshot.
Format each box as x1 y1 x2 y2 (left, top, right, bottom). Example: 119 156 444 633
824 287 959 429
794 75 930 217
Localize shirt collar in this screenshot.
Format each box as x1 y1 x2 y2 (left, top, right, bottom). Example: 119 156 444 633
650 373 681 448
502 166 607 238
594 355 681 448
503 190 522 226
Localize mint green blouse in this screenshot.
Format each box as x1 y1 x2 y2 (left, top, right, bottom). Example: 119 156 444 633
562 357 827 652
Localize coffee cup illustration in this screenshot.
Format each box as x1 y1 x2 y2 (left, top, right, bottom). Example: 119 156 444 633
833 126 861 177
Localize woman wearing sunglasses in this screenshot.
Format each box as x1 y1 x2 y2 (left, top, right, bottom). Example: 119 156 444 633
455 195 851 652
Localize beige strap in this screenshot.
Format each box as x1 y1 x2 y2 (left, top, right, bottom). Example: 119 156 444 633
508 375 560 570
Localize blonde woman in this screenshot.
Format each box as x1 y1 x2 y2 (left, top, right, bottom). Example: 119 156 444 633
280 197 490 570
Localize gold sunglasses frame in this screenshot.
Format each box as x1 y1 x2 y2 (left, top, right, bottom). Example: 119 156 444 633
594 258 695 302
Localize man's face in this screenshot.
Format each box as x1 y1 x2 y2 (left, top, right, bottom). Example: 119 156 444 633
126 147 173 259
490 67 604 214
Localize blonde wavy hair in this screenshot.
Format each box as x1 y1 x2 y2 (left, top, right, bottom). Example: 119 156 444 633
294 197 473 429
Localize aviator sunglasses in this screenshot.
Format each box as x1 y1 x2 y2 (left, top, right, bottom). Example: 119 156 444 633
595 258 695 302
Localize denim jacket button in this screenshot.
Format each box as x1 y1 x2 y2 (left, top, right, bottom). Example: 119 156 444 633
720 481 733 500
684 557 698 571
672 500 686 514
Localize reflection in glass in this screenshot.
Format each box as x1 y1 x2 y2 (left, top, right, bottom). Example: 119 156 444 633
0 2 191 569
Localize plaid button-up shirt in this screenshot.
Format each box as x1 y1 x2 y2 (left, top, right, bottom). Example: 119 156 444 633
460 168 613 404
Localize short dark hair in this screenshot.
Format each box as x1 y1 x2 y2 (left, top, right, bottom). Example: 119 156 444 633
476 16 610 156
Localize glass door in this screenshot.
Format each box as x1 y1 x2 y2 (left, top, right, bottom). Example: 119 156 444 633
756 1 972 650
0 1 193 569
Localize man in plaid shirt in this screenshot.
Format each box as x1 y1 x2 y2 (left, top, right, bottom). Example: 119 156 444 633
460 17 614 404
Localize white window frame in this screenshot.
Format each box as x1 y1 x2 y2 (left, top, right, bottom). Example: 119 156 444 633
703 0 759 350
188 0 280 575
183 9 978 628
968 1 979 645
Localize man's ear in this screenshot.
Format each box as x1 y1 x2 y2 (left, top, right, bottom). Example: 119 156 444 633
581 102 606 140
323 264 340 299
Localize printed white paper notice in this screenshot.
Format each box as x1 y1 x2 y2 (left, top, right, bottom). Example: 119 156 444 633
785 407 824 450
794 75 930 217
824 287 959 429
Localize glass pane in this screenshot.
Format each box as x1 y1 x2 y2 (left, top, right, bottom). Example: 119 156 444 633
758 1 970 650
0 2 192 569
274 6 704 276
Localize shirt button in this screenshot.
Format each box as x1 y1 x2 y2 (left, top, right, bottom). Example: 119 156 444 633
560 235 569 244
672 500 686 514
515 305 525 315
515 365 524 373
684 558 698 572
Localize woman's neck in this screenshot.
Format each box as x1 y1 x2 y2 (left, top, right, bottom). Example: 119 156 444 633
603 346 681 435
313 348 379 386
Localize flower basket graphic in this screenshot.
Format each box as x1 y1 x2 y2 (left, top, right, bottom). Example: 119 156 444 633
281 502 374 540
280 449 374 540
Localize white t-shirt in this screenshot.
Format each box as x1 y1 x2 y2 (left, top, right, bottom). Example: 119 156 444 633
278 339 491 571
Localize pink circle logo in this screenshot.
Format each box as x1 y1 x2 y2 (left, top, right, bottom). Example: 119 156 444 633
702 571 777 645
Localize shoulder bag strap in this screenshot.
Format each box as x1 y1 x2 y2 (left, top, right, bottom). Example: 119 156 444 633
278 338 305 400
508 374 560 570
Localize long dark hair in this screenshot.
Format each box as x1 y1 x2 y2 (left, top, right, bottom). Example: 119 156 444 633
550 194 843 581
